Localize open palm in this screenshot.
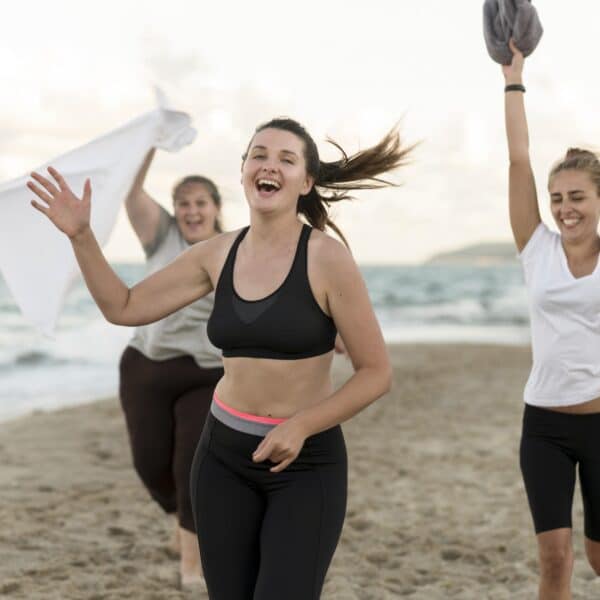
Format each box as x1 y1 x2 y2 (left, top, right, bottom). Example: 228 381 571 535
28 167 92 239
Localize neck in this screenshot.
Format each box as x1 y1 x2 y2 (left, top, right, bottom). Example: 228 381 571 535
247 211 302 248
562 233 600 262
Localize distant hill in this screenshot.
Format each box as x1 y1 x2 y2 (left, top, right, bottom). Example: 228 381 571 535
427 242 516 265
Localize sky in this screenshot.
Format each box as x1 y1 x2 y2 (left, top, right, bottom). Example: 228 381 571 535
2 0 600 264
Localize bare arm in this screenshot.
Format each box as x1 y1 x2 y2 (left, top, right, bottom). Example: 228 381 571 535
295 239 391 433
125 148 163 249
28 167 213 326
503 39 541 252
252 236 391 472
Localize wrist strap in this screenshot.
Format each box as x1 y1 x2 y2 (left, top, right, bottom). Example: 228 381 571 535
505 83 526 93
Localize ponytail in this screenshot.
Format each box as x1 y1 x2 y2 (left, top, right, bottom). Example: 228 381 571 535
249 118 414 247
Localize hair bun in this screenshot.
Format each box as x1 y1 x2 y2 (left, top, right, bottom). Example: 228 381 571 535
565 147 599 162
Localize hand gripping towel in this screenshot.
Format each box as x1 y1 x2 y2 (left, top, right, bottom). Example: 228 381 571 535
483 0 543 65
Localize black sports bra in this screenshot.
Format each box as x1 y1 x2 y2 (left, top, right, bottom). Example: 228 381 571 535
207 224 337 360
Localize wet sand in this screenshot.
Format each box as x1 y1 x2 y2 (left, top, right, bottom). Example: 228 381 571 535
1 344 598 599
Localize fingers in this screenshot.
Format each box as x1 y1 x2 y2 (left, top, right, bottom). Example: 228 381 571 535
508 37 522 57
27 180 54 205
252 438 271 463
30 199 50 216
47 166 71 192
30 171 59 197
82 178 92 203
270 457 294 473
252 438 296 471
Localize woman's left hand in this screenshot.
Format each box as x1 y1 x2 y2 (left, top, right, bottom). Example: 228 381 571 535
252 417 309 473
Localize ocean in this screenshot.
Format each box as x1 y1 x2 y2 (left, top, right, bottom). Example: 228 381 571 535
0 263 529 423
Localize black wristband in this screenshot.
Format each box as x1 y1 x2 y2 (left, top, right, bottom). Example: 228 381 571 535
505 83 526 93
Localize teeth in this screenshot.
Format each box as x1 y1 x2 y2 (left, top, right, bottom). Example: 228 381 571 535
562 218 581 226
257 178 281 189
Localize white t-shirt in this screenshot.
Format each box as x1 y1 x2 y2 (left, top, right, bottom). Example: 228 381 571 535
520 222 600 407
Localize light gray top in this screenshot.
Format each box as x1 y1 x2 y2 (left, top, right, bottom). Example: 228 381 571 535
128 207 222 368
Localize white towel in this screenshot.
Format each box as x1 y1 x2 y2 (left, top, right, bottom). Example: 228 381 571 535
0 99 196 336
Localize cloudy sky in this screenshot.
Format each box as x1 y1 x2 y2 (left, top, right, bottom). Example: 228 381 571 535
2 1 599 263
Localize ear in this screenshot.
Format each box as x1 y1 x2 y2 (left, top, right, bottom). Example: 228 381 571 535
301 174 315 196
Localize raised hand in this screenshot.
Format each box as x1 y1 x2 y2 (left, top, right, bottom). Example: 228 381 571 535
28 167 92 239
502 38 525 84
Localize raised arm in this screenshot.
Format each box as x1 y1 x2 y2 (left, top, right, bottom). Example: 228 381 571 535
125 148 164 249
28 167 213 326
503 38 541 252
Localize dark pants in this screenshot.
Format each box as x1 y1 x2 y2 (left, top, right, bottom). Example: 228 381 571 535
190 412 348 599
119 346 223 532
520 403 600 540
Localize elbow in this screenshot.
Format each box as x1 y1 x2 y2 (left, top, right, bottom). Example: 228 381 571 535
381 364 393 396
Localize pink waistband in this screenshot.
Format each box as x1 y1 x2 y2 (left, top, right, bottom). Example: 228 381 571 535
213 393 286 425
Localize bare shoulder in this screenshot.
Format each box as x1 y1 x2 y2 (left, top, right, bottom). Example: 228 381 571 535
308 228 356 272
307 228 359 291
186 228 245 286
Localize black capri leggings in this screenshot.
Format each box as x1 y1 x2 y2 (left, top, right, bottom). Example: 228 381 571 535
119 346 223 532
190 411 348 599
520 403 600 541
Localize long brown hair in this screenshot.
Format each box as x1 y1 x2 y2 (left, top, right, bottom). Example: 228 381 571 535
172 175 223 233
244 118 413 246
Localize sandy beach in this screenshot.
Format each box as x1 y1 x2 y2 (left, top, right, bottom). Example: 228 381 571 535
1 344 598 599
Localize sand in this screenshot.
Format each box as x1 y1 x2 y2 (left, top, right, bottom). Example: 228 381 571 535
1 344 598 599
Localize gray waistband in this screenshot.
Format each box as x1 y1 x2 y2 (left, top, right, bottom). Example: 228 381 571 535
210 399 279 437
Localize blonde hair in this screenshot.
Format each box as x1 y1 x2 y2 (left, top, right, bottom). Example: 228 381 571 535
549 148 600 194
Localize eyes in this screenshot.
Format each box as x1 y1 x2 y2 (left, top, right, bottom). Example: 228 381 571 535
551 195 584 203
250 153 295 165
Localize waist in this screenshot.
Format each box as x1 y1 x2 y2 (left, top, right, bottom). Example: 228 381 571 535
211 393 285 436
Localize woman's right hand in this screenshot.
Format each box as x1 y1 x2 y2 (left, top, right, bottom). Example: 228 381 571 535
28 166 92 240
502 38 524 84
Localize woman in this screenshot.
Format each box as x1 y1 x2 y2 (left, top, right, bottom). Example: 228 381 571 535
28 116 410 599
503 39 600 598
120 149 224 586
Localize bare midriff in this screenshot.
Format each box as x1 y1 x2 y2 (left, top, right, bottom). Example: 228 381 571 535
546 396 600 415
214 351 335 419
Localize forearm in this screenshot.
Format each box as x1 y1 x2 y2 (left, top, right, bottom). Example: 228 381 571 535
127 149 155 201
504 76 530 163
70 227 130 323
295 364 392 437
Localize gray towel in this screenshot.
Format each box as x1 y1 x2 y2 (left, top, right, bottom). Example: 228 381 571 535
483 0 543 65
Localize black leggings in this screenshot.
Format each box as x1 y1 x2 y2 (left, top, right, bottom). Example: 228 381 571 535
190 412 347 599
520 403 600 541
119 346 223 532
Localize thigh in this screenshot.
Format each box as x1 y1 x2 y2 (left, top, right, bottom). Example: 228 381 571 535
579 454 600 542
119 347 175 464
254 460 347 600
520 424 576 534
190 422 265 599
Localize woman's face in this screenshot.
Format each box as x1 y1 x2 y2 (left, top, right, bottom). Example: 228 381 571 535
549 169 600 244
173 183 220 244
241 127 314 217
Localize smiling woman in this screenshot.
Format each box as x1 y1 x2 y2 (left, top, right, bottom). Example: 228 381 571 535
501 39 600 598
27 114 412 599
119 149 225 588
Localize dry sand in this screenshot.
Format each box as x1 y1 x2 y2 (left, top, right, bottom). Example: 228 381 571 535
1 344 599 599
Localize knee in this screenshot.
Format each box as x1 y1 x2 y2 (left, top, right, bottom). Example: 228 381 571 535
539 545 573 583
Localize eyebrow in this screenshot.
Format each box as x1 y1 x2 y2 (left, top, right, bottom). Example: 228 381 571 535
551 190 585 196
250 145 299 158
